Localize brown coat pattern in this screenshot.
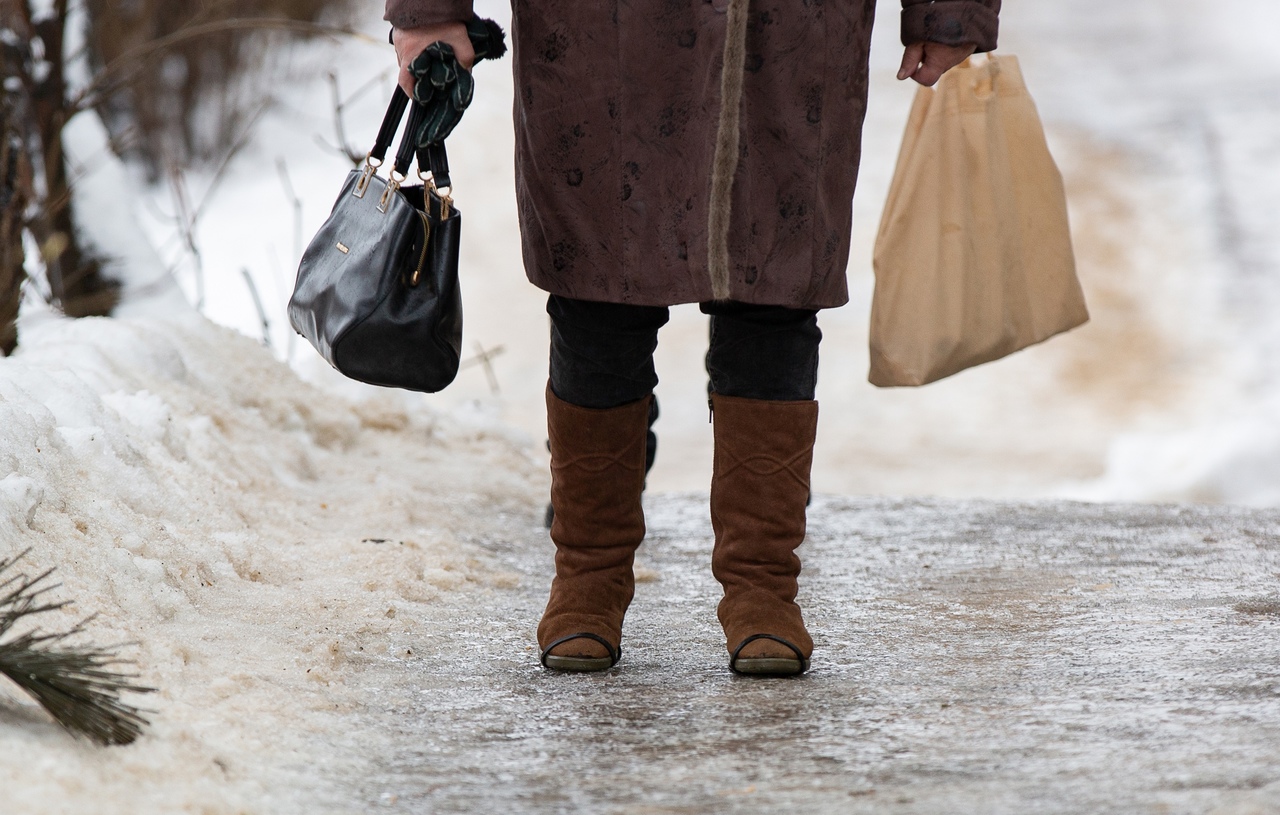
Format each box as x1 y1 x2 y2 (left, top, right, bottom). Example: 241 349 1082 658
386 0 1001 309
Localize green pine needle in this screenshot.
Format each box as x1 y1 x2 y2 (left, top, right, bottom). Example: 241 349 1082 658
0 550 155 746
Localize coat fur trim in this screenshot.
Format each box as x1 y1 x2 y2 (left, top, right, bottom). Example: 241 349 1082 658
706 0 750 302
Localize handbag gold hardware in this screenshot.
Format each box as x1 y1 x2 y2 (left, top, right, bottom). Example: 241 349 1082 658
378 170 406 214
406 210 432 287
417 169 455 220
354 155 381 199
431 182 454 221
336 242 349 254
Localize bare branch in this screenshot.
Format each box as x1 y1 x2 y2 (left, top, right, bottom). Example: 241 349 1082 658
192 100 270 223
313 69 392 166
460 343 507 394
70 19 379 115
241 268 272 348
165 165 204 312
275 157 304 262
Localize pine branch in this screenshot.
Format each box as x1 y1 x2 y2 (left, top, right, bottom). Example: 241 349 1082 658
0 550 155 746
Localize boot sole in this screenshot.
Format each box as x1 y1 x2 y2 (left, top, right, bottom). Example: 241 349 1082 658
729 634 810 676
540 633 621 672
541 654 616 672
731 656 809 676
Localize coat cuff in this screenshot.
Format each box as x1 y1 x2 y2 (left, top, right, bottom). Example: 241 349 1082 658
384 0 474 29
901 0 1001 53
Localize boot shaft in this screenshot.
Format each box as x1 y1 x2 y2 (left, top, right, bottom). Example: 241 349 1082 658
546 385 651 551
710 393 818 567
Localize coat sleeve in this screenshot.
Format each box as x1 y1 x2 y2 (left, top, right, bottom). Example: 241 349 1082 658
901 0 1001 53
384 0 474 29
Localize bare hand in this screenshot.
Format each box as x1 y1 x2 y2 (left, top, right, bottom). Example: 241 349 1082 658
897 41 978 87
393 23 475 97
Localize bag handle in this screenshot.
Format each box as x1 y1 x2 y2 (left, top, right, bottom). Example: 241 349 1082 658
364 87 455 206
393 103 426 178
369 86 411 165
420 143 451 192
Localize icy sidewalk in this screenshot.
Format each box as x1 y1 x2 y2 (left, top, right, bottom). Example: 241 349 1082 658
362 496 1280 814
2 317 1278 814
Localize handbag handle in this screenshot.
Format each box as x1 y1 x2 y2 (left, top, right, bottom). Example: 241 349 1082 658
393 103 426 178
367 87 453 195
369 87 411 166
421 143 451 191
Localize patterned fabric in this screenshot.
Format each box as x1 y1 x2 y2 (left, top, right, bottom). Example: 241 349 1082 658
901 0 1001 50
387 0 1001 309
384 0 473 29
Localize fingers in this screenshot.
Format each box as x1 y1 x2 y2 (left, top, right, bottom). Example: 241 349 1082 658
897 42 925 81
898 41 978 87
912 60 947 88
453 37 476 72
397 65 416 98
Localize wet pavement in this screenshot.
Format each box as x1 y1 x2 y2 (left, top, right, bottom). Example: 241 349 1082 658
354 495 1280 814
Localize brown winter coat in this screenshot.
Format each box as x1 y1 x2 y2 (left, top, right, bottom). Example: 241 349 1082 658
386 0 1000 309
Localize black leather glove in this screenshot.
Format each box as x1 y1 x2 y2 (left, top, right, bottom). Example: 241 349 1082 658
406 16 506 148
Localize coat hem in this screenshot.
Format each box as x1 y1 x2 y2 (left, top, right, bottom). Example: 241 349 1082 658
525 274 850 311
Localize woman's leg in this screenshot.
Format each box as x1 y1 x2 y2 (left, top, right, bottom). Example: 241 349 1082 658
701 301 822 675
538 295 669 671
548 294 669 408
546 293 662 502
702 300 821 402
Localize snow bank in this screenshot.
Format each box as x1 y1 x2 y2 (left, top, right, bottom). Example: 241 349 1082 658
0 315 543 813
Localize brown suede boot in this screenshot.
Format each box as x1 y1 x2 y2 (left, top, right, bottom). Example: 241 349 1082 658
710 393 818 676
538 385 651 671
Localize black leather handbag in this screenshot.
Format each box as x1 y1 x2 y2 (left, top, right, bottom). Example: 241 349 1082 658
289 88 462 393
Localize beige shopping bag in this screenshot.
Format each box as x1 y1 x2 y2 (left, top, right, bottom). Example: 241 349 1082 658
869 55 1088 387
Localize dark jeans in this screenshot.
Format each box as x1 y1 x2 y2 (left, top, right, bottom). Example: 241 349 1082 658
547 295 821 410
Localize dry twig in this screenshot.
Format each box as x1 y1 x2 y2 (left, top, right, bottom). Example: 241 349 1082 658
241 267 273 348
314 69 392 166
460 342 506 394
70 18 377 115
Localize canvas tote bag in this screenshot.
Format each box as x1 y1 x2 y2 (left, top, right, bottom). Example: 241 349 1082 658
869 55 1088 387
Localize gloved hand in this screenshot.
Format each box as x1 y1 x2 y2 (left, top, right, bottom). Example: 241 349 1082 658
403 16 507 148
